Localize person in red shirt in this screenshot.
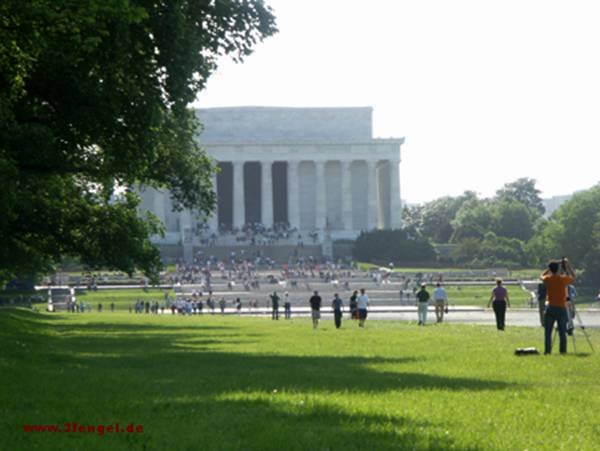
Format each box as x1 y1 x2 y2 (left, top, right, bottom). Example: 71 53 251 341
542 258 576 355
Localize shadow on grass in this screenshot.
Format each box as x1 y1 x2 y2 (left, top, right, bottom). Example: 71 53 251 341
3 309 517 396
3 308 501 450
53 321 238 332
143 398 483 451
42 321 513 395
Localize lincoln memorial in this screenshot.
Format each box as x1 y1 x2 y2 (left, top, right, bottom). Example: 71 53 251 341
139 106 404 256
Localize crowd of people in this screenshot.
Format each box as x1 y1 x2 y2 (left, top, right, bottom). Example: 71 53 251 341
194 221 303 246
164 254 356 294
67 301 115 313
41 254 597 356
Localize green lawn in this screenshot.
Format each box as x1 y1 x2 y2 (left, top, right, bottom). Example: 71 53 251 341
2 308 599 450
67 286 528 310
73 288 174 311
357 263 542 279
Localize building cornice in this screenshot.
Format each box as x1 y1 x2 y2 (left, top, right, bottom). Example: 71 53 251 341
197 137 405 147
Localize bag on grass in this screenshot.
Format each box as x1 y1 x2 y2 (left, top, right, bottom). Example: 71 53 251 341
514 347 539 356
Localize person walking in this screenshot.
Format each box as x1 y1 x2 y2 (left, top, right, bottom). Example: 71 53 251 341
416 283 430 326
284 292 291 319
356 288 369 328
349 290 358 320
487 278 510 331
331 293 344 329
309 290 322 329
270 291 280 320
433 283 448 323
542 259 576 355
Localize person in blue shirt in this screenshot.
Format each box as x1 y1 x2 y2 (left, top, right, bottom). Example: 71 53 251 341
331 293 344 329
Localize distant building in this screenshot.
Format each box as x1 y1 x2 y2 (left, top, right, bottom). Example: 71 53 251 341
542 194 574 217
139 107 404 251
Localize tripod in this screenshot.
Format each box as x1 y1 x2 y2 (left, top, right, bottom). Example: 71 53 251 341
552 301 595 354
572 302 595 352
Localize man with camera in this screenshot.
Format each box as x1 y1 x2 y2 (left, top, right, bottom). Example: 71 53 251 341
541 258 576 355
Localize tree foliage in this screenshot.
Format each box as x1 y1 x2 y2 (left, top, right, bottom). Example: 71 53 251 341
529 184 600 284
402 191 476 243
475 232 527 267
401 179 544 267
495 177 545 215
0 0 277 283
451 238 482 264
450 199 494 243
353 229 436 265
490 200 536 242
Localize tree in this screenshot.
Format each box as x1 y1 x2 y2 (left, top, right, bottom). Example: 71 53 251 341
495 177 545 215
451 237 482 263
419 191 477 243
401 205 424 239
401 191 477 243
450 199 494 243
476 232 526 268
353 229 436 265
526 184 600 284
490 200 536 242
0 0 277 283
525 220 563 267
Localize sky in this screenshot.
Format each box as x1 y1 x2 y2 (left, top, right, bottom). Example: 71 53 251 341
195 0 600 204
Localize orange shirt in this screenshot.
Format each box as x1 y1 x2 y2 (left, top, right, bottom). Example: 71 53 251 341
542 274 574 307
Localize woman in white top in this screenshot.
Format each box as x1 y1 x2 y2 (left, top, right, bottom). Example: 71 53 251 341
356 288 369 328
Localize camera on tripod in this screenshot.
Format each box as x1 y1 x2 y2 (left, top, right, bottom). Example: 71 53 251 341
550 257 569 272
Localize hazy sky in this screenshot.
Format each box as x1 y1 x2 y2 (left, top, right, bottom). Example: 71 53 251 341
195 0 600 204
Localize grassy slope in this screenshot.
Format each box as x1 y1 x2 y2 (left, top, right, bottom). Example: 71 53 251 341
2 308 599 451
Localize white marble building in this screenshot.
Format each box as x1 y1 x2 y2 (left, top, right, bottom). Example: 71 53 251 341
140 107 404 246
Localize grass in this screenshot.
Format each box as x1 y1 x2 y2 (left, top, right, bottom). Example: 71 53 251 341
70 285 534 310
72 288 174 311
357 263 542 279
2 308 599 450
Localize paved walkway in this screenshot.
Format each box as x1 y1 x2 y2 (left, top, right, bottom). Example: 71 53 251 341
367 308 600 328
156 305 600 328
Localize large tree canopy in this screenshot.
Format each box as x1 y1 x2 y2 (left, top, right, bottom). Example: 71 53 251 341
401 191 476 243
495 177 545 215
0 0 277 283
528 184 600 284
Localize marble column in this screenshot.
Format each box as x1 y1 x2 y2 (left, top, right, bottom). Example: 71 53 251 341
261 160 273 227
315 160 326 230
367 160 378 230
341 160 353 231
232 161 245 229
287 161 300 229
179 209 192 239
179 209 193 263
208 172 219 231
389 159 402 229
